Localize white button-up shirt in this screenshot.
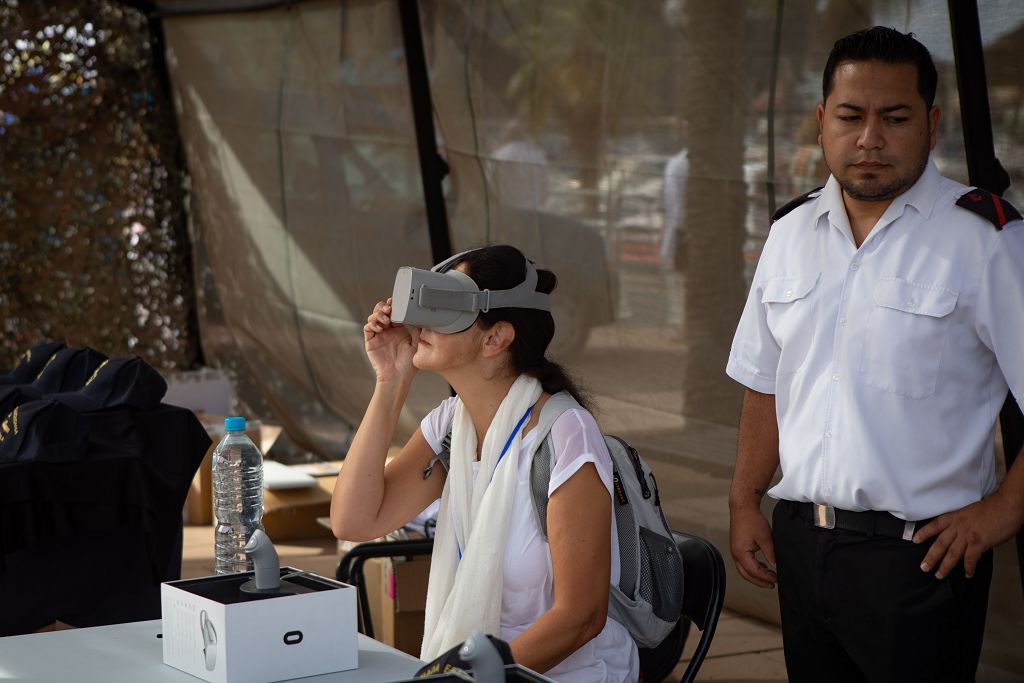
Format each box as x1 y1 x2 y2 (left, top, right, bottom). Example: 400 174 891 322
727 160 1024 520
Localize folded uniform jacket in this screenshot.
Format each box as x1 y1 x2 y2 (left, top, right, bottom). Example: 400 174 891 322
32 347 108 394
0 341 66 386
0 347 112 417
47 356 167 413
0 404 212 577
0 400 89 464
0 386 42 423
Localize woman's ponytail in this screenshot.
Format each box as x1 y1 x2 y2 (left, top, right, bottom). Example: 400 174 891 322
455 244 595 413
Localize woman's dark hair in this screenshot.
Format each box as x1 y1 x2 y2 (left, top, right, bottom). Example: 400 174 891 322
454 244 593 412
823 26 937 108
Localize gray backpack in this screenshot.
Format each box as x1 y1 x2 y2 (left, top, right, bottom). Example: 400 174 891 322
432 391 683 648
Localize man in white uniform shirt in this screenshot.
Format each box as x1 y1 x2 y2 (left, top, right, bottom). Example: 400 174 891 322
726 27 1024 682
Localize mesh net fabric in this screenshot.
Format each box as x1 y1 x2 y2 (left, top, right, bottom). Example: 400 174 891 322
638 527 683 622
530 438 552 536
614 471 638 595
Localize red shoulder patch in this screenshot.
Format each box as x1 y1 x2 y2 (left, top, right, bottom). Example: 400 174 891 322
955 188 1022 230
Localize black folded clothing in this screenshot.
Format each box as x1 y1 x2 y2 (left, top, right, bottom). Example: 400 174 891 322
48 356 167 413
0 400 89 463
0 386 42 423
0 341 66 386
415 635 515 679
32 347 108 394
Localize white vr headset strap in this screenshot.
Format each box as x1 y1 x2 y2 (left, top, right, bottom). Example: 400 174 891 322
421 254 550 313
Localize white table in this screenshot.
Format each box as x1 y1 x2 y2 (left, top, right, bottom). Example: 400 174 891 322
0 619 423 682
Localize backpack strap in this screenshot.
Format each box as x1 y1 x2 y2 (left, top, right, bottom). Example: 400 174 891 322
526 392 583 540
422 428 452 480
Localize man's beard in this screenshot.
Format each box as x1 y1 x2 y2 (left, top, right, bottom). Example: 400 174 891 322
838 174 912 201
829 149 929 202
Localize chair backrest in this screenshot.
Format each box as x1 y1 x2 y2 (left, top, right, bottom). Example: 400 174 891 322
336 538 435 640
673 530 726 683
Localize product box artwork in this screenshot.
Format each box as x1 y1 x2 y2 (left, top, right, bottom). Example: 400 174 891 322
161 567 357 683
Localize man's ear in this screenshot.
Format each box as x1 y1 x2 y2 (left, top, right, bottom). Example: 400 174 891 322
481 321 515 358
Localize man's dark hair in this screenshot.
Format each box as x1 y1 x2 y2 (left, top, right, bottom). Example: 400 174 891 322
823 26 938 108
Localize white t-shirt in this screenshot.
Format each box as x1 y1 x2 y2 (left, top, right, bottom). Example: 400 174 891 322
421 397 640 683
727 159 1024 520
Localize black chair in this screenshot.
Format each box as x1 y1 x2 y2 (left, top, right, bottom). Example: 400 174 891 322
638 530 727 683
672 530 727 683
338 531 725 683
336 537 435 639
638 610 691 682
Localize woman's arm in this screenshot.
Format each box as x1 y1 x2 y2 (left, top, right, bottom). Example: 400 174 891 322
330 298 446 541
509 462 611 673
329 380 444 542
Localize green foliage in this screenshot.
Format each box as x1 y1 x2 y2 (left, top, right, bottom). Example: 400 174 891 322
0 0 197 370
499 0 666 138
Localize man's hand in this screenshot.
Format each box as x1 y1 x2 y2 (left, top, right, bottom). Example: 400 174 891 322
914 490 1024 579
730 505 778 589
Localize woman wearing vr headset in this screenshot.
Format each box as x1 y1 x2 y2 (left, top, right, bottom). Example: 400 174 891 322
330 245 638 682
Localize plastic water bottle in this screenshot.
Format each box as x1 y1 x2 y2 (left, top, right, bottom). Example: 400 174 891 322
213 416 264 574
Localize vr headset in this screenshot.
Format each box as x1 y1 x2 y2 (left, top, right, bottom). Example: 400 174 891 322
391 249 551 334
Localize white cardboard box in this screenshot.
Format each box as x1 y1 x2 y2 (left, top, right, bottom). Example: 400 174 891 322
161 567 357 683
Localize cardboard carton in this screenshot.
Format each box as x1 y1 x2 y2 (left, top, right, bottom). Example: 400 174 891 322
261 479 334 540
363 554 431 657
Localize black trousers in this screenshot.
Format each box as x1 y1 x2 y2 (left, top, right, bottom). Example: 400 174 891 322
772 500 993 683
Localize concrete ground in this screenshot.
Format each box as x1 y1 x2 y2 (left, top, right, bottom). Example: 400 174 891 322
672 610 786 682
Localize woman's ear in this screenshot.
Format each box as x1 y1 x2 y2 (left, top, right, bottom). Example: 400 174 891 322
481 321 516 358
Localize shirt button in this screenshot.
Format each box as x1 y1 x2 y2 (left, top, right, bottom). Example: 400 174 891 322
785 289 794 298
850 262 860 271
839 317 848 326
831 374 840 382
825 430 833 439
906 298 916 308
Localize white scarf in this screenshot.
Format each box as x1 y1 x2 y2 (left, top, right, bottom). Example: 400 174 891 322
420 375 543 660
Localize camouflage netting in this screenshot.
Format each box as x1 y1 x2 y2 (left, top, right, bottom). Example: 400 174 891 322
0 0 197 371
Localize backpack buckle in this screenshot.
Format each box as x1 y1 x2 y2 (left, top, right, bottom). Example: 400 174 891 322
423 454 443 480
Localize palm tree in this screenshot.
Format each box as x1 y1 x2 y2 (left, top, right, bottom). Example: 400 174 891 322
678 0 750 425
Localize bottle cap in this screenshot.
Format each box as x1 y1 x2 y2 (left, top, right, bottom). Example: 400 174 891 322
224 416 246 431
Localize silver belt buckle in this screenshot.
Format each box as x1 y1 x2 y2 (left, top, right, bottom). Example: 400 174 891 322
814 503 836 530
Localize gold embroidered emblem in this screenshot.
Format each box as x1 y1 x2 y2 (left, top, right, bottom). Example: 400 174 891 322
0 407 18 442
35 353 58 381
86 359 109 386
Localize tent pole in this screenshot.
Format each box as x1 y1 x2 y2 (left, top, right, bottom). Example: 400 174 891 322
948 0 1024 597
398 0 453 265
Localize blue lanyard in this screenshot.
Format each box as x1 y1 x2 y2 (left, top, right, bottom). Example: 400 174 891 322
456 405 534 561
492 405 533 481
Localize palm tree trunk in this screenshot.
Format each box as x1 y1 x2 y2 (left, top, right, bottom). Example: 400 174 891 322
680 0 750 425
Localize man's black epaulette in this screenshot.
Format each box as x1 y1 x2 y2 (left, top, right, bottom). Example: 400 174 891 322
772 187 824 223
955 188 1022 230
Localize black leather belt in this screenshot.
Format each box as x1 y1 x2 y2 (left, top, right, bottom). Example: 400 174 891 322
792 501 933 541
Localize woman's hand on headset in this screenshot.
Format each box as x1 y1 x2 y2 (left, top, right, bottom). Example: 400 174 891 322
364 298 419 384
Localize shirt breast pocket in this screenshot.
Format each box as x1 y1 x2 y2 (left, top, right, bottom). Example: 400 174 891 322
761 273 820 378
860 277 959 399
